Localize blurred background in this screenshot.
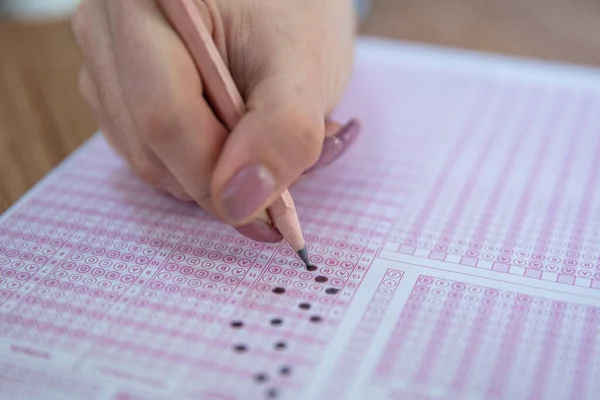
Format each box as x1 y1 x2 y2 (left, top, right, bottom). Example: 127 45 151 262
1 0 599 214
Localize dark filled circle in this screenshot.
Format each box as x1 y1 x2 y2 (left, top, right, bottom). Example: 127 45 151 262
272 287 286 294
230 320 244 328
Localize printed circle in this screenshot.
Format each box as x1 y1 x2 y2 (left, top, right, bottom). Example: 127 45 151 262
201 261 215 269
382 279 397 288
335 270 350 279
173 275 187 285
310 255 324 264
107 250 120 259
44 278 59 287
216 264 231 273
418 276 434 285
166 285 180 293
194 270 208 279
223 255 236 264
345 253 359 261
325 258 339 267
279 248 294 257
81 275 98 286
99 280 112 289
193 248 208 258
529 261 543 269
244 249 258 258
269 266 283 274
315 246 328 255
320 238 333 246
293 281 307 289
273 257 287 266
330 250 343 258
212 243 227 252
225 277 239 285
209 273 224 282
468 286 482 294
188 279 202 288
299 272 313 280
284 269 297 278
335 241 349 250
277 278 291 286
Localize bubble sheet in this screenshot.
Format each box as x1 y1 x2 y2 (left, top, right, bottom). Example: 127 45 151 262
1 38 600 399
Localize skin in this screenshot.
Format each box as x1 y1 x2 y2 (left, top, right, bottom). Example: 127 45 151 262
71 0 357 241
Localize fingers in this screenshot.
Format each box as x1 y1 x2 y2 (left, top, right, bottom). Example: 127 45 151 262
78 63 194 202
210 81 361 226
206 0 356 226
71 0 357 243
303 119 361 175
73 0 281 243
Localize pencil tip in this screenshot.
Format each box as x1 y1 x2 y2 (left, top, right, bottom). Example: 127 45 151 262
297 247 310 267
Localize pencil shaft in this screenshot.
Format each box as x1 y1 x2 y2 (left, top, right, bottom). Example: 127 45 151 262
159 0 306 252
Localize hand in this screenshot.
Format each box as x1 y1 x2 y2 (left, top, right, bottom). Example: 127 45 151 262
72 0 360 242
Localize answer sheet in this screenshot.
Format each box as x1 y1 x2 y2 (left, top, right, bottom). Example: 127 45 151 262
1 37 600 400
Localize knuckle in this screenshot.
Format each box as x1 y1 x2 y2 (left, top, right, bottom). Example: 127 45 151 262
131 98 175 145
276 108 324 165
130 155 162 186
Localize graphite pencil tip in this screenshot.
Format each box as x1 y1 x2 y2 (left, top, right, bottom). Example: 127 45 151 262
297 247 311 267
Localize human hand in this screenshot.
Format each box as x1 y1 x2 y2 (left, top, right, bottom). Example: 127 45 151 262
72 0 360 242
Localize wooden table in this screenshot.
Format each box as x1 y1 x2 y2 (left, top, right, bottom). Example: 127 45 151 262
1 0 599 213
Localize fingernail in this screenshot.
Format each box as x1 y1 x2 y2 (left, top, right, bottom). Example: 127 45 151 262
304 119 361 174
221 163 276 223
236 221 284 243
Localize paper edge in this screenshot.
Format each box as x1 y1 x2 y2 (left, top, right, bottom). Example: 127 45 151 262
2 36 599 223
355 36 600 87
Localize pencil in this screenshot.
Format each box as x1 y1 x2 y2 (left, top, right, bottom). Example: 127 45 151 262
159 0 312 267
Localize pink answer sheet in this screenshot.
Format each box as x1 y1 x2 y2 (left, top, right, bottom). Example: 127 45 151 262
1 37 600 400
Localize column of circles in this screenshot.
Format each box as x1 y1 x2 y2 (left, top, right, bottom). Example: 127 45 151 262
409 278 497 387
324 269 404 399
371 277 518 393
372 276 445 382
0 220 64 306
181 231 378 398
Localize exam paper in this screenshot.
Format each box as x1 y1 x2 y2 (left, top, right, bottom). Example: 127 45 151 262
1 37 600 400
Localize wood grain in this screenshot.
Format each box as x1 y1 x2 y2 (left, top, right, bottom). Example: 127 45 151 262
0 18 95 213
1 0 599 213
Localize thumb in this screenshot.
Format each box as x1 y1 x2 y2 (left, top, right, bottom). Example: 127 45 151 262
210 72 327 226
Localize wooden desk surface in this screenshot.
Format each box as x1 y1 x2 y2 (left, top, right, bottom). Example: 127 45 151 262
1 0 599 213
